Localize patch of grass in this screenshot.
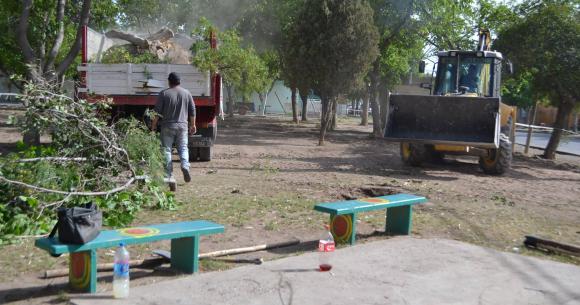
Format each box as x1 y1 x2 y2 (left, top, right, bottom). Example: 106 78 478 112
200 258 232 272
491 194 515 207
250 160 280 175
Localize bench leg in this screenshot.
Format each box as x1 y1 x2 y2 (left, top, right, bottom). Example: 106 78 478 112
69 250 97 293
386 205 412 235
330 213 357 245
171 236 199 273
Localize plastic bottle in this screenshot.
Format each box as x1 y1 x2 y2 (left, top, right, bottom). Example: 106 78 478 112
318 225 335 271
113 242 130 298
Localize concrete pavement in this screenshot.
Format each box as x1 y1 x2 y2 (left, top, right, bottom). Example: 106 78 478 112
72 237 580 305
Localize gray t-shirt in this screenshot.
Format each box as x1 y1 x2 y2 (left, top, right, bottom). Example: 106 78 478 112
154 86 196 129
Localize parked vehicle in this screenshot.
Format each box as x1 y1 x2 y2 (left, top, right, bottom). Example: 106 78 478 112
78 26 222 161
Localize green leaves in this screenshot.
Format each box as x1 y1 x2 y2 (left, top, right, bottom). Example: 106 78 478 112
191 18 271 100
495 1 580 104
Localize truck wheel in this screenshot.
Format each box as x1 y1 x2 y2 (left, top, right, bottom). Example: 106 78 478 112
189 147 199 162
426 145 445 163
199 147 212 162
479 136 512 175
400 143 425 167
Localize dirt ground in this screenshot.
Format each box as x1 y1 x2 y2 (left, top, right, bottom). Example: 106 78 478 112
1 114 579 304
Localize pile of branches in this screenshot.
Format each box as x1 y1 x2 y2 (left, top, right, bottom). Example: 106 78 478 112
0 81 174 242
102 27 191 64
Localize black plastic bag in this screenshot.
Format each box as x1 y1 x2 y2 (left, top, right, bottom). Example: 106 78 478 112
49 202 102 245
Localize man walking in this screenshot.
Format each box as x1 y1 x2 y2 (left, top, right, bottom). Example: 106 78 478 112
151 72 196 182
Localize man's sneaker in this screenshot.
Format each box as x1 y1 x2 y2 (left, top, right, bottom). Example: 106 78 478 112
182 168 191 183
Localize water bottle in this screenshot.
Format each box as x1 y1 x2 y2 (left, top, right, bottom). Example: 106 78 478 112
113 242 130 298
318 225 335 271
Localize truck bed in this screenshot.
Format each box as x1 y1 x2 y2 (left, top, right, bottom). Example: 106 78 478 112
77 64 210 97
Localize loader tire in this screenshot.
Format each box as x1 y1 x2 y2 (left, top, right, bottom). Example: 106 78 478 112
400 143 426 167
479 136 512 175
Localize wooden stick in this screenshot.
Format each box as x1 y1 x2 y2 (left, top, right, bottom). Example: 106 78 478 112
524 235 580 257
198 239 300 258
43 239 300 278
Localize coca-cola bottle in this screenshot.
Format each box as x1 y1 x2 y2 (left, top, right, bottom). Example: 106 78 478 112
318 225 335 271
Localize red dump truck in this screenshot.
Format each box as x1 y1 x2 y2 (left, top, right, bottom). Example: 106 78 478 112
78 26 222 161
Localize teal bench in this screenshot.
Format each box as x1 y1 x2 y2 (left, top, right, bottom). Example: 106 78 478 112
314 194 427 245
35 220 224 293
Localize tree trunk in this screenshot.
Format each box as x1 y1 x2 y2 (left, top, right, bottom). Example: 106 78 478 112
258 92 266 116
291 87 298 123
361 92 369 126
524 102 538 155
379 81 389 131
300 93 308 122
319 95 332 145
330 99 337 131
543 99 574 159
23 130 41 146
226 85 234 118
369 62 382 137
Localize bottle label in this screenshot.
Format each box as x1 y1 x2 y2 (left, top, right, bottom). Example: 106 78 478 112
318 240 335 252
114 262 129 277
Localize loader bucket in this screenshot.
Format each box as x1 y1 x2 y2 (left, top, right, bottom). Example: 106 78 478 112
384 95 500 148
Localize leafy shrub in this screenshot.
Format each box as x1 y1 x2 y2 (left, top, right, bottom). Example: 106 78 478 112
0 82 178 244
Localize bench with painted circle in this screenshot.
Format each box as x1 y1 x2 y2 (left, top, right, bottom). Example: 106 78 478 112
314 194 427 245
34 220 224 293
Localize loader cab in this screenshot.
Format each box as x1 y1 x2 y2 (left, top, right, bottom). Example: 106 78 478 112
433 51 503 98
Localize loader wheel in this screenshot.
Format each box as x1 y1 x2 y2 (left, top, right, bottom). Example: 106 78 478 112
400 143 426 167
479 137 512 175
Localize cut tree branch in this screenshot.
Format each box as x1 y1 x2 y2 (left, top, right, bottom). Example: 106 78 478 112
0 175 147 197
55 0 92 77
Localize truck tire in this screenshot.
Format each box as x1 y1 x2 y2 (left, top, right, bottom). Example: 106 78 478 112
479 136 512 175
189 147 199 162
426 145 445 163
199 147 212 162
400 143 426 167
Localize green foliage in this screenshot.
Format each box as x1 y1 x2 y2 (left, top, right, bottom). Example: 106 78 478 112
501 72 535 108
100 47 165 64
287 0 379 98
0 83 178 244
0 0 118 82
191 18 270 101
495 1 579 104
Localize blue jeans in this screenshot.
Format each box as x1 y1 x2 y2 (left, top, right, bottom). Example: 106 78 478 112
160 126 189 178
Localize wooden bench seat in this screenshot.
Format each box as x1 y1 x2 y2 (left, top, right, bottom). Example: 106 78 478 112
35 220 224 293
314 194 427 245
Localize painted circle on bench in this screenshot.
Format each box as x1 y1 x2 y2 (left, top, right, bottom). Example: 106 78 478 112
331 215 352 243
70 252 91 289
118 227 160 238
358 198 389 204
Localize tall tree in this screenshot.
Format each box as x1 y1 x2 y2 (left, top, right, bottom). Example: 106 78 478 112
288 0 379 145
495 1 579 159
0 0 117 85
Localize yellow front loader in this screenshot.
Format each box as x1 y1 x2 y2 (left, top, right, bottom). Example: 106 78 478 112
384 30 516 175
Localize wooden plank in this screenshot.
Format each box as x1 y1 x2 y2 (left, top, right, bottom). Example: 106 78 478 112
314 194 427 215
524 235 580 257
35 220 224 255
